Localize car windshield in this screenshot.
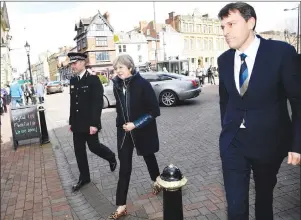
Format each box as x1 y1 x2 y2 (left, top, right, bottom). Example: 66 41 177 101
48 81 60 85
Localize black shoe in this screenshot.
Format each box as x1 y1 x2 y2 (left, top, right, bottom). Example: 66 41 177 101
71 179 90 192
109 157 117 172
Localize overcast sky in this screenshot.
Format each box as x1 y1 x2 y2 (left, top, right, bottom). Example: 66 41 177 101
6 1 299 73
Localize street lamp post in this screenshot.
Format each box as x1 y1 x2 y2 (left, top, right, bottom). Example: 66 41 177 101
284 4 300 53
24 41 33 84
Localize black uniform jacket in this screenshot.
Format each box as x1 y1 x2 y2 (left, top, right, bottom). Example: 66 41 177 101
69 71 103 133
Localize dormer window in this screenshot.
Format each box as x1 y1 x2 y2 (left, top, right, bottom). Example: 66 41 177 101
147 29 150 35
96 24 104 31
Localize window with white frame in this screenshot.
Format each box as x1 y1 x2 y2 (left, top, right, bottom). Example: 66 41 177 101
196 38 201 49
188 24 193 32
204 39 208 50
82 38 87 48
147 29 150 35
118 45 126 53
137 44 141 51
138 55 142 62
196 25 201 33
200 38 204 50
152 41 156 49
77 41 81 51
96 24 104 31
216 38 220 50
209 26 213 34
184 39 189 49
96 37 107 47
95 51 109 61
183 23 188 32
189 38 193 49
202 25 206 34
209 39 213 50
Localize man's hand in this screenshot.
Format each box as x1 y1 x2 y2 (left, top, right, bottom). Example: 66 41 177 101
287 152 301 166
90 126 98 135
69 126 72 132
123 122 136 132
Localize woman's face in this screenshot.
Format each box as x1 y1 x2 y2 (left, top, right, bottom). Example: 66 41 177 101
114 63 132 80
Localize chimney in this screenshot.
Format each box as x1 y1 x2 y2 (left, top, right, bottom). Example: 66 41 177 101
167 12 176 29
103 11 110 24
139 21 147 33
169 11 175 19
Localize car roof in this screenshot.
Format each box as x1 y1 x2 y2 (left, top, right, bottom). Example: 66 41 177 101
140 72 183 79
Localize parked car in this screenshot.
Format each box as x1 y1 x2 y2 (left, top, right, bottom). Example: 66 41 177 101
103 80 116 108
102 72 201 108
62 79 70 87
46 81 64 94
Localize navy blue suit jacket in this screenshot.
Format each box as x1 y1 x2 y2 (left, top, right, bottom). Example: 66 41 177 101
218 36 301 161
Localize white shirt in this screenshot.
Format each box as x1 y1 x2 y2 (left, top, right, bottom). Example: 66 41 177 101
78 69 86 79
234 35 260 128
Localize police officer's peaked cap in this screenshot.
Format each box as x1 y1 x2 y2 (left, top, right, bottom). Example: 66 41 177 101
67 52 87 64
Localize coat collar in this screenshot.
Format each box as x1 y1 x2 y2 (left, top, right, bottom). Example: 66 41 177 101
112 70 140 91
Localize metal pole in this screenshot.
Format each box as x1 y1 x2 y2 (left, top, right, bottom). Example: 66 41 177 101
153 1 158 70
27 54 33 84
297 3 300 53
297 2 301 54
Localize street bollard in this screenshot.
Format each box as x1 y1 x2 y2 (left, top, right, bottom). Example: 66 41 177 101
38 106 50 144
156 164 188 220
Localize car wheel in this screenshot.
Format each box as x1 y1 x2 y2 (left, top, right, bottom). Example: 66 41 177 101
160 90 178 107
103 96 109 109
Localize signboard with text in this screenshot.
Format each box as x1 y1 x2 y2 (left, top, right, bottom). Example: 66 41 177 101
10 105 41 149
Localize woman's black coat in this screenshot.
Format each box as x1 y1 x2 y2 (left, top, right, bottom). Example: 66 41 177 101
112 71 160 156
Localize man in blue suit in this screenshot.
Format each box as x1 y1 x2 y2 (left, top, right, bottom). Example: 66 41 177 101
217 2 301 220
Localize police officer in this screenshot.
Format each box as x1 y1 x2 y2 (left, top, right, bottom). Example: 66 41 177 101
68 52 117 192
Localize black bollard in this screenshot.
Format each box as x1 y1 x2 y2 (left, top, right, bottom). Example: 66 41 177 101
38 106 50 144
157 164 188 220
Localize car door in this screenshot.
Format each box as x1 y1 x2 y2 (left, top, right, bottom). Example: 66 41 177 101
141 74 162 99
103 81 116 105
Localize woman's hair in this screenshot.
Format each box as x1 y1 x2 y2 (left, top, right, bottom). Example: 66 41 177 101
113 54 135 72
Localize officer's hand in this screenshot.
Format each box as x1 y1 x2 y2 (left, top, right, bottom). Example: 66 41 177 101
288 152 301 166
90 126 98 135
123 122 136 132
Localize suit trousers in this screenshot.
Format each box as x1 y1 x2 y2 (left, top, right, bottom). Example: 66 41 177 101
73 132 115 182
221 129 284 220
116 134 160 205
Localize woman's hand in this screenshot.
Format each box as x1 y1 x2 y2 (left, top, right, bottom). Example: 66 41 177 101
123 122 136 132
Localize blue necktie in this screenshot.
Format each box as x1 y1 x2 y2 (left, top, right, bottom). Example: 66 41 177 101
239 53 248 96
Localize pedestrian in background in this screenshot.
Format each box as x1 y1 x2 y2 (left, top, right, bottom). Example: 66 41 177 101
109 54 162 219
36 81 45 104
10 79 23 108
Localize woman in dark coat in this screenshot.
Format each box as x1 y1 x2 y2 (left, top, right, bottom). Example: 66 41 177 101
109 54 162 219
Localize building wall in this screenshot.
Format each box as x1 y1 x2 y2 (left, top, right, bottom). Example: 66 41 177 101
166 12 229 70
48 54 59 81
115 31 148 66
1 2 12 87
74 13 116 72
158 25 184 61
115 42 148 66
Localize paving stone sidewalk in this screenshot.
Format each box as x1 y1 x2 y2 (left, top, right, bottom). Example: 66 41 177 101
46 86 300 220
1 109 74 220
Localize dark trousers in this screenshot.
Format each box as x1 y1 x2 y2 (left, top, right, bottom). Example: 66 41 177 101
116 134 160 205
2 97 7 113
73 132 115 182
38 97 43 104
221 129 284 220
